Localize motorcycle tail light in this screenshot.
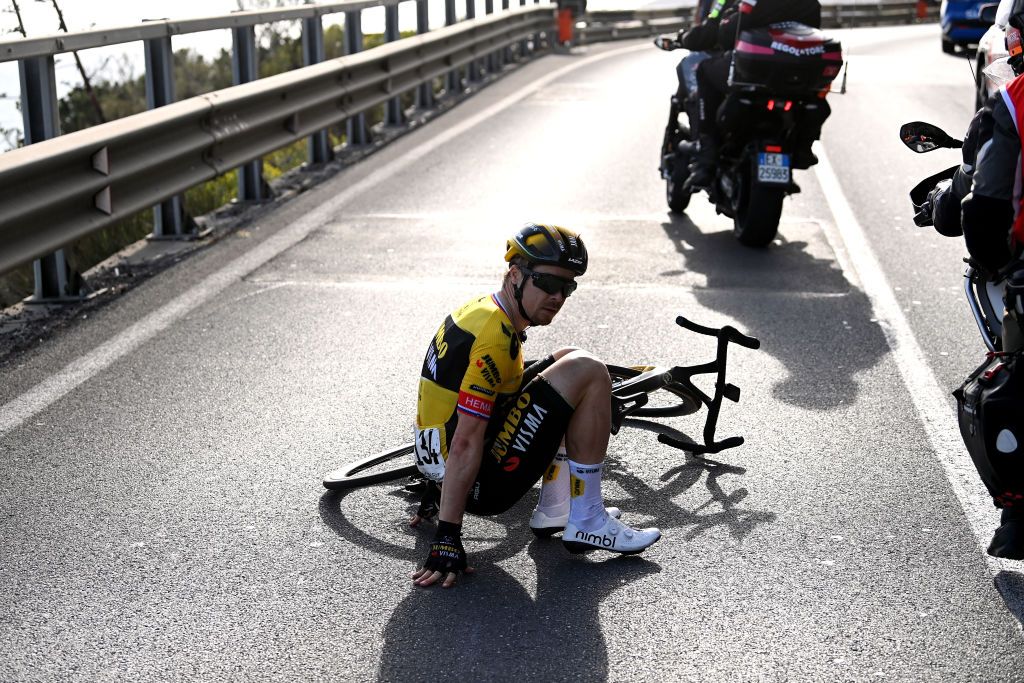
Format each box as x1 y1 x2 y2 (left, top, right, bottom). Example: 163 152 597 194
765 145 782 153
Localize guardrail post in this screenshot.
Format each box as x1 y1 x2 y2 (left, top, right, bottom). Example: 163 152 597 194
416 0 434 109
519 0 529 57
18 55 80 303
231 26 266 201
532 0 543 50
385 3 404 126
144 36 190 237
466 0 480 82
502 0 512 65
445 0 462 94
345 10 368 145
303 14 333 164
485 0 496 73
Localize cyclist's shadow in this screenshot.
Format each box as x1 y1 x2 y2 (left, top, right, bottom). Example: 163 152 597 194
320 488 661 682
320 430 774 682
376 529 661 682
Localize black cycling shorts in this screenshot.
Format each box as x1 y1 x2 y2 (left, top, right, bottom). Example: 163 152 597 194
465 369 574 516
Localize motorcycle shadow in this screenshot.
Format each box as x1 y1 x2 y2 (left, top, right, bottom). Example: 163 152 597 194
659 213 889 411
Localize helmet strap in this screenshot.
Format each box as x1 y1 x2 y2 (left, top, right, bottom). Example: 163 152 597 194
506 262 537 328
514 275 538 327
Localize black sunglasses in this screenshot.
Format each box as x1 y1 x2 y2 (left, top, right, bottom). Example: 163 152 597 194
521 267 578 297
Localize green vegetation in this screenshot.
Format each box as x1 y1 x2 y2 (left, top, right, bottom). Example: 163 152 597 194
1 24 419 307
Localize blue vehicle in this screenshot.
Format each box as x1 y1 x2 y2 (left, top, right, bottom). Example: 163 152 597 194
941 0 996 53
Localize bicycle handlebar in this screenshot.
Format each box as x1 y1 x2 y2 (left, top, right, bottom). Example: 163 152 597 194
675 316 760 350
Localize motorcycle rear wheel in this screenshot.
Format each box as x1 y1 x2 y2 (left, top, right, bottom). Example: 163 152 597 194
733 162 785 247
667 166 692 214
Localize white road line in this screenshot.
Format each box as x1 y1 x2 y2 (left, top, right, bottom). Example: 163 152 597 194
814 144 1024 611
0 43 650 436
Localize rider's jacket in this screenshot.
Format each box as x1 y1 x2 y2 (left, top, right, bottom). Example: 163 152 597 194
681 0 821 53
416 294 524 445
963 78 1024 272
718 0 821 48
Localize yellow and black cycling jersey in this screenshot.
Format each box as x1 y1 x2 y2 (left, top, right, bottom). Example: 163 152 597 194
416 294 524 451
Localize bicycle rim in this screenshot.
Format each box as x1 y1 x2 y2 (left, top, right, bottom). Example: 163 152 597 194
607 365 701 417
323 443 418 490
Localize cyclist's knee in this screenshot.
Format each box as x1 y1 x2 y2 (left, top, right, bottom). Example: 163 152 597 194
546 350 610 390
551 346 581 360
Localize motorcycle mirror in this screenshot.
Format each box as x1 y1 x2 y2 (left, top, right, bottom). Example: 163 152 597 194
899 121 964 153
654 34 677 51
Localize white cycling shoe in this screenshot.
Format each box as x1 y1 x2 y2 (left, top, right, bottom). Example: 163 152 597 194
562 514 661 555
530 506 621 538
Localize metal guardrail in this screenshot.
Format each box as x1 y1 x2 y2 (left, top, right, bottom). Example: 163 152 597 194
0 7 552 279
0 1 400 63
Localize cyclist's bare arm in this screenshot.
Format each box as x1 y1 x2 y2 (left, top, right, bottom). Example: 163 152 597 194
438 413 487 524
411 413 486 587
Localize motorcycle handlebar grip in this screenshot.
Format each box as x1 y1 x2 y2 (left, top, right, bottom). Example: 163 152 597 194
675 316 760 349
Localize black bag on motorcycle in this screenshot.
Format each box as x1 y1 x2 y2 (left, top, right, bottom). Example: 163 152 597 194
733 23 843 95
953 355 1024 508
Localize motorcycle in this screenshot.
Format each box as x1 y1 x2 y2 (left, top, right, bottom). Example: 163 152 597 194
901 120 1008 352
901 120 1024 537
655 23 844 247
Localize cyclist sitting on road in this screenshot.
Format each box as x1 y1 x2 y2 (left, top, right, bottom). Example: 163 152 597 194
409 223 661 589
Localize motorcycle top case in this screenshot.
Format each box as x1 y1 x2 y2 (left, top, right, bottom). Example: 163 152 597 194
954 355 1024 508
733 22 843 95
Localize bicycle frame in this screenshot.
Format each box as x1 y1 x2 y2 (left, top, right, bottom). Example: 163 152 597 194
610 315 759 456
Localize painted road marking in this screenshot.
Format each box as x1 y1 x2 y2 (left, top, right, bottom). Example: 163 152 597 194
814 143 1024 618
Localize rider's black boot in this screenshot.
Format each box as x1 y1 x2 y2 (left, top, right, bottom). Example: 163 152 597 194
988 506 1024 560
685 134 717 191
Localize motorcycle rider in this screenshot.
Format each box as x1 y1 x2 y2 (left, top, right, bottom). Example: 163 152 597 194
954 2 1024 561
675 0 732 106
681 0 825 189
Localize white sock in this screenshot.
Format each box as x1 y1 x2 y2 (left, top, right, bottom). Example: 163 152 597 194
535 450 570 515
568 459 606 531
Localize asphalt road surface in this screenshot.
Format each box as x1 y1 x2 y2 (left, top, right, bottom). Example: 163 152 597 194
2 23 1023 682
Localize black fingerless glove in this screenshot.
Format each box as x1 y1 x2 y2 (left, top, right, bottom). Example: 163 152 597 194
423 520 468 573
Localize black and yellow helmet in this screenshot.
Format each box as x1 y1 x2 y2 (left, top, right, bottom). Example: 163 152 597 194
504 223 588 276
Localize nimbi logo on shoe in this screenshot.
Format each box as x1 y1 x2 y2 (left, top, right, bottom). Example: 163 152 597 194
573 529 616 549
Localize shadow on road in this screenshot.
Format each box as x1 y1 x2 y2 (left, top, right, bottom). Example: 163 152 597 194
994 570 1024 627
660 213 889 411
318 431 777 681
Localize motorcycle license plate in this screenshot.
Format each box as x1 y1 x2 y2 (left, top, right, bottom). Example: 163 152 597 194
757 152 791 184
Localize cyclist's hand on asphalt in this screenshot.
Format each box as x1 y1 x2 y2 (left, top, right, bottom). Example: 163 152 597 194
409 480 441 527
411 521 474 588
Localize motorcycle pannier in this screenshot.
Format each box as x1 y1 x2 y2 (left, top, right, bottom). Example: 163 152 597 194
733 23 843 95
954 355 1024 508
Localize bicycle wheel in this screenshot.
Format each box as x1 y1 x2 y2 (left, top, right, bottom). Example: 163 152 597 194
607 365 701 418
323 443 418 490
